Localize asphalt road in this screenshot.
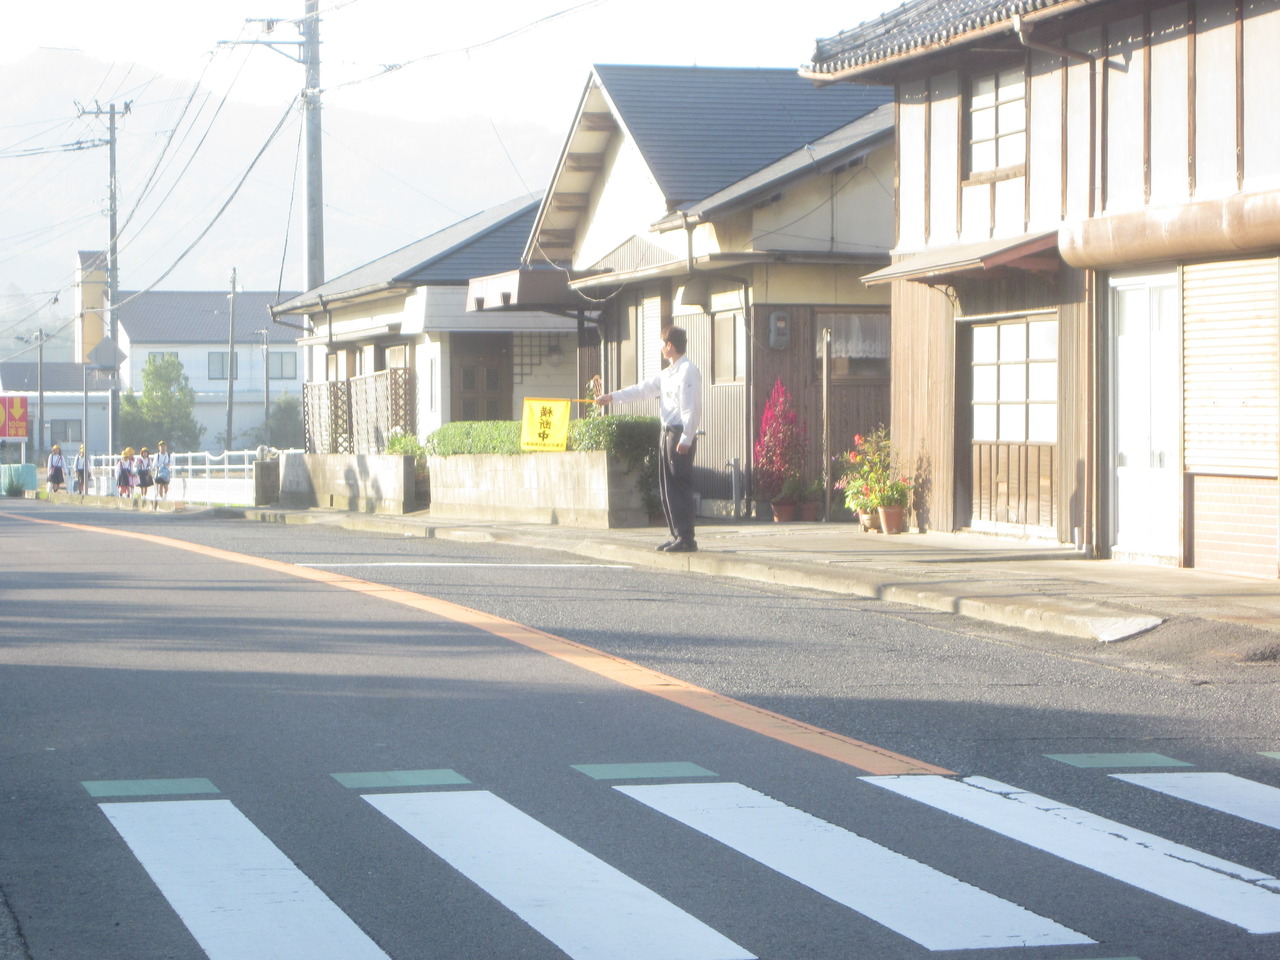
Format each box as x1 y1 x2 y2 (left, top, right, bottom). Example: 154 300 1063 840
2 500 1279 959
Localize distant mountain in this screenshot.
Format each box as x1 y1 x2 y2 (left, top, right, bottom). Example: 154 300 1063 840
0 48 558 341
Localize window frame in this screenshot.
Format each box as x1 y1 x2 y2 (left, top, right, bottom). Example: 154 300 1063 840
815 309 891 382
50 419 82 444
267 350 298 380
208 351 239 380
712 311 747 384
970 316 1058 445
963 62 1028 185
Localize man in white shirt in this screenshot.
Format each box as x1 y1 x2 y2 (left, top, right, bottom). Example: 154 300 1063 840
594 326 703 552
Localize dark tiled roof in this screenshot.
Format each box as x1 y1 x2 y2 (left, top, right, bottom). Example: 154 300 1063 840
808 0 1106 76
116 290 301 344
655 104 894 228
0 361 95 392
273 195 541 313
594 65 892 207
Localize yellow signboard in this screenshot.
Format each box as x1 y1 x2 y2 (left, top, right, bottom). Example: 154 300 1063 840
520 398 571 452
0 396 28 440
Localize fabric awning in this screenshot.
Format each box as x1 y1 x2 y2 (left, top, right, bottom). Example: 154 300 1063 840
861 231 1060 285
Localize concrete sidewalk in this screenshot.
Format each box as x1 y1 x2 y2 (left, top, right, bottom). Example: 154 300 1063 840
228 506 1280 653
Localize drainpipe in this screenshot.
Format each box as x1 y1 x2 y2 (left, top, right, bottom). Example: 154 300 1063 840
1014 15 1100 556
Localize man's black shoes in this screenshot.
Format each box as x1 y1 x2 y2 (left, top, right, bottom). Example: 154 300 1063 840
666 539 698 553
656 539 677 551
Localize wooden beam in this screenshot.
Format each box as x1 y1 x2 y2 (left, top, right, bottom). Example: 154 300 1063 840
552 193 590 211
580 112 617 132
566 152 604 171
538 229 576 247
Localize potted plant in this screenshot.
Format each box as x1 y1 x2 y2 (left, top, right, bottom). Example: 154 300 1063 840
835 426 913 534
799 476 825 521
753 379 807 521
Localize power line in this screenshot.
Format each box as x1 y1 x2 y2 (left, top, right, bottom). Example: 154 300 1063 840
331 0 616 91
0 138 109 160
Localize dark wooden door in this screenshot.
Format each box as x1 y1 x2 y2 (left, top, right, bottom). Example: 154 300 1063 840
451 333 512 421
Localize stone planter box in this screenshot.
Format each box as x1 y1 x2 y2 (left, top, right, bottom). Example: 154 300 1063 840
426 451 649 528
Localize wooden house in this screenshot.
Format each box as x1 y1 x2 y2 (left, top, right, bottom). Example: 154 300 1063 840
470 65 897 517
806 0 1280 577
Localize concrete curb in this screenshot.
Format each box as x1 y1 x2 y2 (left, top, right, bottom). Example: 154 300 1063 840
282 511 1163 643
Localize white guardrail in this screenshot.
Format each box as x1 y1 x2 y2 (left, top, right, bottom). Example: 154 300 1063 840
87 448 300 506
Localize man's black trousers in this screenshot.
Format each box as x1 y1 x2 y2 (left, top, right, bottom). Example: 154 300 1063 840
659 428 697 542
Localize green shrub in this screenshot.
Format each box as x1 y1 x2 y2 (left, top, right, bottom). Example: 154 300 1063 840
385 429 428 473
569 415 661 517
424 421 522 456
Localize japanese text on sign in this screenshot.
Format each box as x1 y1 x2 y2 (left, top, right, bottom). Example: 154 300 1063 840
520 398 570 452
0 396 28 440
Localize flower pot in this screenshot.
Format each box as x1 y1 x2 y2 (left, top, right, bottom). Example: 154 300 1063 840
771 501 797 522
858 510 881 533
878 504 906 535
799 501 822 521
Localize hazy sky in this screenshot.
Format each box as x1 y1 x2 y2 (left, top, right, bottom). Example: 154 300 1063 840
3 0 888 124
0 0 892 339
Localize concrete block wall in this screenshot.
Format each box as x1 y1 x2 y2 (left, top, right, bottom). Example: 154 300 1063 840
279 452 416 514
426 452 649 528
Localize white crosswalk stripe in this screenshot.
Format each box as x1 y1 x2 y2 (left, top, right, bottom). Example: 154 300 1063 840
99 800 390 960
1112 771 1280 833
865 774 1280 934
364 790 756 960
616 781 1093 951
95 768 1280 956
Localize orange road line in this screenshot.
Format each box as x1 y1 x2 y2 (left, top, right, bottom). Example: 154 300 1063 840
4 511 953 776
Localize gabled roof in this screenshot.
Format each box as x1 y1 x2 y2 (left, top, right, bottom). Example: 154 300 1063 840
804 0 1107 80
0 361 97 392
595 65 891 207
652 103 895 231
529 64 892 262
116 291 300 344
273 194 541 315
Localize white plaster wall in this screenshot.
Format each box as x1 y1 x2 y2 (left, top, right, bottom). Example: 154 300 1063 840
897 79 927 252
1244 0 1280 191
574 137 677 270
513 332 580 412
419 286 576 333
749 143 894 257
414 335 443 437
1148 6 1191 206
929 72 961 242
1027 50 1065 229
1102 13 1148 215
1194 1 1240 199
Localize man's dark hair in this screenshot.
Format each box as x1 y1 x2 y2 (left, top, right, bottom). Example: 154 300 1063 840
662 326 687 354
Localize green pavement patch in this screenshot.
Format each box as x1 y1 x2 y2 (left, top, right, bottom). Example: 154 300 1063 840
82 778 220 798
1261 752 1280 760
1045 752 1192 768
572 762 717 781
331 769 471 789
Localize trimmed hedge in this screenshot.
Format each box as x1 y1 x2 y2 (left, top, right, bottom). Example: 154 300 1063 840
424 416 662 516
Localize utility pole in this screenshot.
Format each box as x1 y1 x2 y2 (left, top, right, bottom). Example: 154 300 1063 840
301 0 325 292
222 0 325 290
15 329 51 459
227 269 237 452
258 329 271 447
76 101 131 457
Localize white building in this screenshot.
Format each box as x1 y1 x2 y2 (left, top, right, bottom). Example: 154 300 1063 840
76 251 301 449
